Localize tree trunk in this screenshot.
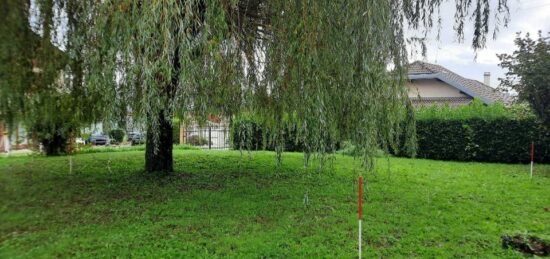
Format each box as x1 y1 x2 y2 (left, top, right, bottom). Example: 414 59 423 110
145 111 173 174
144 8 181 174
41 131 67 156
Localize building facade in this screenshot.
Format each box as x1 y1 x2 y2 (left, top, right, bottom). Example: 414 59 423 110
0 123 7 153
406 61 511 107
0 123 32 153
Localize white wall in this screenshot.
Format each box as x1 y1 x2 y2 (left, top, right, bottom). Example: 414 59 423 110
0 134 8 153
8 125 28 147
406 79 468 98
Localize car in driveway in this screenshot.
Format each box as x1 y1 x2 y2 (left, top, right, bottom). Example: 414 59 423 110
127 132 141 142
87 134 110 145
130 132 145 145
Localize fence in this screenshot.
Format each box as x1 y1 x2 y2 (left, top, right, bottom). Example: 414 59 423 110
181 122 230 150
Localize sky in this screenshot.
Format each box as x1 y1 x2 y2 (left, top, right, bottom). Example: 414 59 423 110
409 0 550 88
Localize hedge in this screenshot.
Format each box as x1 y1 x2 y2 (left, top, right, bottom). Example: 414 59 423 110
231 101 550 164
415 118 550 163
108 128 125 144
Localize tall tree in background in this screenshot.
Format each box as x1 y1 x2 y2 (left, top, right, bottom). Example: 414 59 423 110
0 0 35 137
498 32 550 128
2 0 511 171
0 0 100 155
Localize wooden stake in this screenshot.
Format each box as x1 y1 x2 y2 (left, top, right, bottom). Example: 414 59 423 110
358 176 362 258
70 156 73 174
530 142 534 178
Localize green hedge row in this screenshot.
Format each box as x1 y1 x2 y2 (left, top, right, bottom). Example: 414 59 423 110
231 102 550 164
415 118 550 163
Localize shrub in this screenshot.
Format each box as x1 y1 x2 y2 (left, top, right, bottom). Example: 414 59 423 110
408 101 550 163
336 141 359 156
75 144 198 154
336 141 386 157
187 135 210 146
415 99 520 120
108 129 125 144
231 116 264 150
81 132 91 141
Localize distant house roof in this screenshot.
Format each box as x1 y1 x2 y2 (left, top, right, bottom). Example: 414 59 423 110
407 61 512 105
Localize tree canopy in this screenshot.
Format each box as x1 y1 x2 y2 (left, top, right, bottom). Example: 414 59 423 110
0 0 100 154
1 0 511 172
498 32 550 129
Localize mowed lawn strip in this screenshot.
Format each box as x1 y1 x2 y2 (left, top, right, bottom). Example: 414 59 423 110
0 150 549 258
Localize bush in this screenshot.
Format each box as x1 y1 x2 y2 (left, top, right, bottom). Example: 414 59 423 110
75 144 198 155
231 117 264 150
81 132 91 141
336 141 359 156
109 129 125 144
415 99 517 120
407 101 550 163
415 118 550 163
336 141 386 157
187 135 210 146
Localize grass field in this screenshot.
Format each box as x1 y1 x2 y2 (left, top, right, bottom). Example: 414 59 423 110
0 150 549 258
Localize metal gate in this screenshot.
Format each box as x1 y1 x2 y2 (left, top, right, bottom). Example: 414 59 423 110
182 122 230 150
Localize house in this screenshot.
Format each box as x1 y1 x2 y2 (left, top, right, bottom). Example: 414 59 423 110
0 123 7 153
0 122 32 153
407 61 511 106
0 25 70 153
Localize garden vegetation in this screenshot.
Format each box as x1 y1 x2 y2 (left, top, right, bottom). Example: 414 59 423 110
413 100 550 163
1 0 511 173
0 150 548 257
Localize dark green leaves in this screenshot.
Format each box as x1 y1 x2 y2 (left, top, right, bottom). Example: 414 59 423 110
498 32 550 129
2 0 510 166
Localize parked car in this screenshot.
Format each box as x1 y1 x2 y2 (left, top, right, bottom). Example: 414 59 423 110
127 132 140 142
130 132 145 145
87 134 110 145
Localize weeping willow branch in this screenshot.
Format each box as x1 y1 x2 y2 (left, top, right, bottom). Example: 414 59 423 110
2 0 510 170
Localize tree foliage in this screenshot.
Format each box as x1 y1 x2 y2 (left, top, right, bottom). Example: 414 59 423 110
0 0 99 155
1 0 511 171
415 99 532 120
414 117 550 163
498 32 550 128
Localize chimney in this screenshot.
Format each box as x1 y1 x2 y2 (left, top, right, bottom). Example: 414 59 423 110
483 72 491 86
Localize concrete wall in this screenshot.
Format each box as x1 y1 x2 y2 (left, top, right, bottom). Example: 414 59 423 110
407 79 468 98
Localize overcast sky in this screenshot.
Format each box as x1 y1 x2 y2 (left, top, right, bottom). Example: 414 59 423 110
409 0 550 88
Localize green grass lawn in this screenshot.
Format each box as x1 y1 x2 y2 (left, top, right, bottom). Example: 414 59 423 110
0 150 549 258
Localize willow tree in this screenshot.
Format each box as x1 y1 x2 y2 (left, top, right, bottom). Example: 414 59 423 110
60 0 509 172
0 0 99 155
